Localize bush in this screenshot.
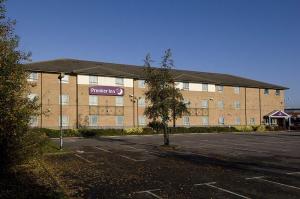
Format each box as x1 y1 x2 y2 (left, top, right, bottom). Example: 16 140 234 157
124 127 143 135
79 128 124 137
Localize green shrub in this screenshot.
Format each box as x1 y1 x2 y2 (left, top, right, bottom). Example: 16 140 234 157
35 128 80 138
79 128 124 137
124 127 143 135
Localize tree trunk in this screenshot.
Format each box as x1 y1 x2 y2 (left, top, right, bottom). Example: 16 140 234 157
163 123 169 145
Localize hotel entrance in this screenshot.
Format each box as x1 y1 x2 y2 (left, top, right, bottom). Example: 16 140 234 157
264 110 291 129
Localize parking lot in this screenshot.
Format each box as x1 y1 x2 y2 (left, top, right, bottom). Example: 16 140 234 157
49 131 300 198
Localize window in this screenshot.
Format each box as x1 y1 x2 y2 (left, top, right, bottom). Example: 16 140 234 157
183 82 189 90
183 116 190 126
138 80 145 88
115 78 124 85
202 83 208 92
89 76 98 85
138 116 146 126
218 116 225 125
275 89 280 96
138 97 145 107
59 95 69 105
234 100 240 109
234 87 240 94
28 93 38 101
201 100 208 108
30 116 38 127
116 116 124 126
89 115 99 127
216 85 224 92
235 117 241 125
116 96 124 106
201 116 209 125
61 75 69 83
250 118 255 125
217 100 224 109
89 95 98 106
27 72 38 81
264 89 269 95
58 115 69 127
184 99 190 108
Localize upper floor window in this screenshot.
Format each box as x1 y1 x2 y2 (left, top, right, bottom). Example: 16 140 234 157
138 97 145 107
234 100 240 109
216 85 224 92
138 80 145 88
202 83 208 92
61 75 69 83
116 96 124 106
201 100 208 108
89 76 98 85
264 89 269 95
89 95 98 106
275 89 280 96
28 93 38 101
234 87 240 94
115 77 124 85
217 100 224 109
184 99 190 108
89 115 99 127
30 116 38 127
183 82 189 90
59 94 69 105
27 72 38 81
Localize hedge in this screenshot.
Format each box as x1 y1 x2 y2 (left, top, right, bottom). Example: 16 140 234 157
32 125 277 138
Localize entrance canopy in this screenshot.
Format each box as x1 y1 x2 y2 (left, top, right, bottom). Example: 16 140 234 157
265 110 290 119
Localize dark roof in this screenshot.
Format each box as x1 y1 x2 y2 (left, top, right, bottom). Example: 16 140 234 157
23 58 288 90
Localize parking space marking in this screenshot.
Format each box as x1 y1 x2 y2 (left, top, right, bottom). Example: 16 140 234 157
286 172 300 175
135 189 162 199
119 155 146 162
74 154 92 163
95 146 112 153
246 176 300 190
195 182 251 199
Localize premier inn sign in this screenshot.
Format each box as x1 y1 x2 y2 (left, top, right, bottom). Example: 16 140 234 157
89 86 124 96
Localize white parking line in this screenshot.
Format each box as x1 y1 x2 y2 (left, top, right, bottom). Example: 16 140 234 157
119 155 146 162
95 146 112 153
286 172 300 175
246 176 300 190
135 189 162 199
195 182 251 199
74 154 92 163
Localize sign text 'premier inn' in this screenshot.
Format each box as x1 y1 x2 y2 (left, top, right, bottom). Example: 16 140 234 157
89 86 124 96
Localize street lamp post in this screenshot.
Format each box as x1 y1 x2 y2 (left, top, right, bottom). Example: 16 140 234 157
58 72 65 150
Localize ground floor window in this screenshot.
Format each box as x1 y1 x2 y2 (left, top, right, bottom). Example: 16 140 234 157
58 115 69 127
249 118 255 125
116 116 124 126
201 116 209 125
30 116 38 127
183 116 190 126
89 115 99 127
235 117 241 125
138 116 146 126
218 116 225 125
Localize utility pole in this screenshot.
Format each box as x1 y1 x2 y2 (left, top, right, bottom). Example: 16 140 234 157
58 72 65 150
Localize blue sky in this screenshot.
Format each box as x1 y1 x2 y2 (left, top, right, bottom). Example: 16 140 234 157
7 0 300 107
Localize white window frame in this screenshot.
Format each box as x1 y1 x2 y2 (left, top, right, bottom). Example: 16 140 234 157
30 116 38 127
183 116 190 126
138 116 146 126
27 72 38 81
217 100 224 109
202 83 208 92
89 75 98 85
201 100 208 108
234 100 240 109
184 99 190 108
235 117 241 125
89 115 99 127
89 95 98 106
250 118 256 125
218 116 225 125
138 97 145 107
234 87 240 94
116 116 124 126
216 85 224 92
275 89 280 96
59 115 69 127
61 75 69 83
138 80 145 88
201 116 209 125
28 93 38 101
115 77 124 85
59 94 69 105
264 88 269 95
183 82 189 90
116 96 124 106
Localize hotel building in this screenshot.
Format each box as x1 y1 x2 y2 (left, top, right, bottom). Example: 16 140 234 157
25 59 287 129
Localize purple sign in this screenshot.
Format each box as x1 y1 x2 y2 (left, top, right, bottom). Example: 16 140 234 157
89 86 124 96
